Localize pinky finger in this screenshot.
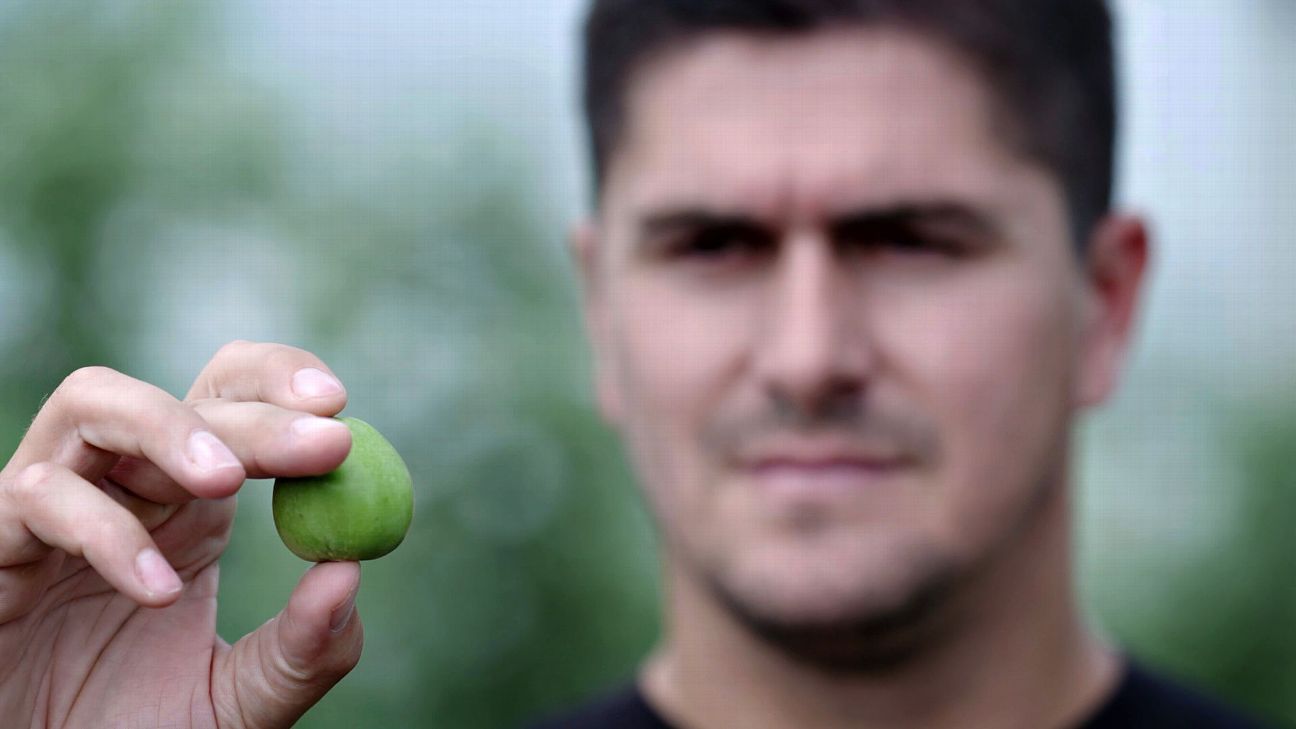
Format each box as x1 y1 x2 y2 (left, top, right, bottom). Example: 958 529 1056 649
4 462 184 608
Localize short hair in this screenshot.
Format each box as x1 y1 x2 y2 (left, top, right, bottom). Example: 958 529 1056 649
581 0 1117 250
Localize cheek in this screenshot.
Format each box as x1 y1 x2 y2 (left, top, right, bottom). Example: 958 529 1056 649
606 282 750 519
875 267 1078 543
612 282 746 418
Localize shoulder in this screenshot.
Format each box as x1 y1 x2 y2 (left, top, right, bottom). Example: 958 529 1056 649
1081 661 1275 728
523 683 676 729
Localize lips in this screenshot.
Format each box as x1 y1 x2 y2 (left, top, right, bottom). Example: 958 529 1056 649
738 440 912 500
737 435 910 469
749 458 904 491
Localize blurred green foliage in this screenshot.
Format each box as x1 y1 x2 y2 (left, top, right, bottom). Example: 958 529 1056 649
1094 406 1296 724
1 1 1293 728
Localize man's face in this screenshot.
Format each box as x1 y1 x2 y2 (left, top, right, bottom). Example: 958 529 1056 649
579 28 1117 636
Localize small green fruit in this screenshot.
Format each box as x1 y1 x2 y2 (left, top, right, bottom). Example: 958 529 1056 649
273 417 414 562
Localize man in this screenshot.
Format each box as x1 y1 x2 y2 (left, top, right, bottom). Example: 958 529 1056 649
531 0 1269 727
0 4 1269 729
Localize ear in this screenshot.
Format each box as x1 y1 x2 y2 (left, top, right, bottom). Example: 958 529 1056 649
1073 213 1151 408
570 219 625 426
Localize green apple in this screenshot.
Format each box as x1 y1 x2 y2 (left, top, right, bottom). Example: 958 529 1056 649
273 417 414 562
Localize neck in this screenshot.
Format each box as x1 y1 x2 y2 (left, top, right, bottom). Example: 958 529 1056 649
640 478 1119 729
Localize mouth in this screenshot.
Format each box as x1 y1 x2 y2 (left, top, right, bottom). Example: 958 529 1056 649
747 458 906 496
737 439 913 503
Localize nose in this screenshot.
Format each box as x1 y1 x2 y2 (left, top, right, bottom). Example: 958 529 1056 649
752 231 872 415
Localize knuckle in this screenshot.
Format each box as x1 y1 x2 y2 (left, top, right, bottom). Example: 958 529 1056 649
12 462 61 499
267 345 308 375
214 339 256 361
62 511 131 561
143 398 190 434
284 647 352 689
56 366 117 400
262 340 308 364
268 642 317 690
81 517 125 551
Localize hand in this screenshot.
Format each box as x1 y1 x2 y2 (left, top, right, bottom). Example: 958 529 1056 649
0 340 363 728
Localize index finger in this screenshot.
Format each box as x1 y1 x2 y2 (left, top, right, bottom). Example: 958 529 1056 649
187 340 348 415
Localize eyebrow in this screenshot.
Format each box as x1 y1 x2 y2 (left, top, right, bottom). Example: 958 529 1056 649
829 202 1001 241
637 209 764 242
634 200 1001 245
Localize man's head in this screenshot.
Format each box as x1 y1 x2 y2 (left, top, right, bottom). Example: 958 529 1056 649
583 0 1118 250
572 0 1147 669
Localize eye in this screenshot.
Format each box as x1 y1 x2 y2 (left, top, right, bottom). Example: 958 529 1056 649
670 224 773 263
886 231 949 254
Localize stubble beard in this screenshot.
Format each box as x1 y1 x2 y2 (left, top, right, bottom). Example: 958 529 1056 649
671 388 1068 675
690 393 971 673
695 460 1067 676
701 536 969 675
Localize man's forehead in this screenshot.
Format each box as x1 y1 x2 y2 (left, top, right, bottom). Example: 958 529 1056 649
603 27 1042 226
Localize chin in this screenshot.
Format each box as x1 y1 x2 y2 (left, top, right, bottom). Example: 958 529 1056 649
704 529 965 672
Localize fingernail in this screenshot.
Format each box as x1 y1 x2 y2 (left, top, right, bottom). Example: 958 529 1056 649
187 430 241 472
292 368 343 399
291 416 349 438
135 548 183 597
330 593 357 633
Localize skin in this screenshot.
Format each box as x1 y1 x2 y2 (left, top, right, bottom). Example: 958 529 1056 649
573 28 1149 729
0 341 365 728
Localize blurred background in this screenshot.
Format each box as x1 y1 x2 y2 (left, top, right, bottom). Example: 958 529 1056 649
0 0 1293 726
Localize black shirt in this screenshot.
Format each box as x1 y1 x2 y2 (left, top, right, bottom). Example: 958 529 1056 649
527 662 1271 728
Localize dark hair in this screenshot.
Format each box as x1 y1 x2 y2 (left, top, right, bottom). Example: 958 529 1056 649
581 0 1116 249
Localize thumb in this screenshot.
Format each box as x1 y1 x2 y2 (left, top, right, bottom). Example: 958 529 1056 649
214 561 364 729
